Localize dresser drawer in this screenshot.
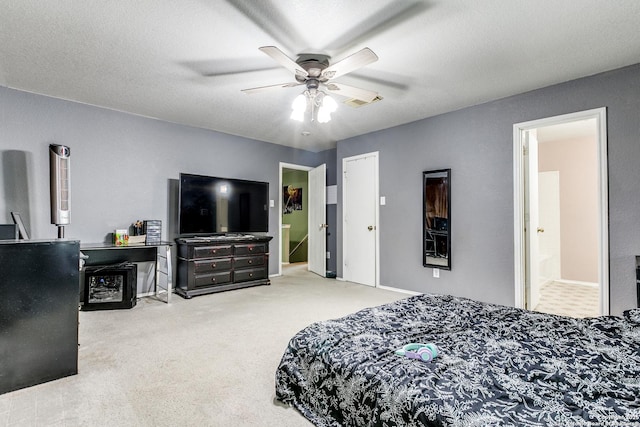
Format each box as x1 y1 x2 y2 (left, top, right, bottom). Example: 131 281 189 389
194 271 232 288
193 245 232 259
233 255 265 269
233 267 267 283
234 244 266 256
193 258 232 274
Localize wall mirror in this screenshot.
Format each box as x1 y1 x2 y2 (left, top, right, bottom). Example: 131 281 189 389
423 169 451 270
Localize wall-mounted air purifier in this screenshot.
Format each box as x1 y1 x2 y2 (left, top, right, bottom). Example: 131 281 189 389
50 144 70 237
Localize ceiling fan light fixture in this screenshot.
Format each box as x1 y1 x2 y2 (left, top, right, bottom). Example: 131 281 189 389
317 107 331 123
322 94 337 113
290 109 305 122
289 90 337 123
291 94 307 112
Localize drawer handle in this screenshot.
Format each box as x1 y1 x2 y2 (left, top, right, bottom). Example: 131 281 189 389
249 247 253 251
211 263 216 268
211 277 216 283
249 273 253 277
248 260 253 264
210 249 217 254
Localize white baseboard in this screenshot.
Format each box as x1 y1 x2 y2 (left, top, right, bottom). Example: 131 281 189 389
336 277 421 296
377 284 422 296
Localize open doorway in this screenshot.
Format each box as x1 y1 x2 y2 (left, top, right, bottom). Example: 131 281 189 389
281 167 309 274
278 162 327 277
514 108 608 317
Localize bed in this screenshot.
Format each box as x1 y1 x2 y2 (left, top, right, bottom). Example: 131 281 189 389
275 293 640 426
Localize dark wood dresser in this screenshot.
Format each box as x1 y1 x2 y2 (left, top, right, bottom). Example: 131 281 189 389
175 235 272 298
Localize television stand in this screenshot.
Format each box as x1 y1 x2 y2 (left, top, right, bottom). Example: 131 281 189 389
175 235 272 298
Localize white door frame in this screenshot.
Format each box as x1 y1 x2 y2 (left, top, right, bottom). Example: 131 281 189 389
342 151 380 287
513 107 609 314
279 162 312 277
525 130 541 310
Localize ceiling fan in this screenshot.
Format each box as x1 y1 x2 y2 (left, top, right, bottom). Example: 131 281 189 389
241 46 380 104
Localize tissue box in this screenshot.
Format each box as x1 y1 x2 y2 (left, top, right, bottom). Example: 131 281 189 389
128 235 146 245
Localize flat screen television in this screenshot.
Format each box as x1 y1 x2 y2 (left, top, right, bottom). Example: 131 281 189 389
178 173 269 235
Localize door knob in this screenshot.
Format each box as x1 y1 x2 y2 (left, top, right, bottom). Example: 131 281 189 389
367 225 374 231
537 227 545 233
320 224 329 229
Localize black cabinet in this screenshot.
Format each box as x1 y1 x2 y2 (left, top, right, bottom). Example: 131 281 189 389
176 235 272 298
0 239 80 395
636 256 640 307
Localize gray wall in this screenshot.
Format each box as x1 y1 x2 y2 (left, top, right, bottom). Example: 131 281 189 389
337 63 640 316
3 63 639 315
0 86 324 275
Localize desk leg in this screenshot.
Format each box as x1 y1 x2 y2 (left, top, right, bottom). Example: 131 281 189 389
165 245 172 304
155 244 173 304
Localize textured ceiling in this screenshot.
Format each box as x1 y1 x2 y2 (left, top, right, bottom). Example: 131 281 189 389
1 0 639 152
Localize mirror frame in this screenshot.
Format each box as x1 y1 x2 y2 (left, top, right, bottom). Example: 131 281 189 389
423 169 451 270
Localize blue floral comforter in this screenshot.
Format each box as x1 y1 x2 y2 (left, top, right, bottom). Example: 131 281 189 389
275 293 640 426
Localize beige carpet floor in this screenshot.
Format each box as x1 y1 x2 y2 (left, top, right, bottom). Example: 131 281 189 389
0 263 407 426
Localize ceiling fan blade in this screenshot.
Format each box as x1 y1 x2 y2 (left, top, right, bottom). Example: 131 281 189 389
322 47 378 79
241 81 303 95
325 82 378 103
259 46 308 78
321 48 378 80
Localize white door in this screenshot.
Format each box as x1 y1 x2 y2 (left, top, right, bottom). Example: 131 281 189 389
308 164 327 277
525 130 541 309
538 171 561 284
343 153 378 287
